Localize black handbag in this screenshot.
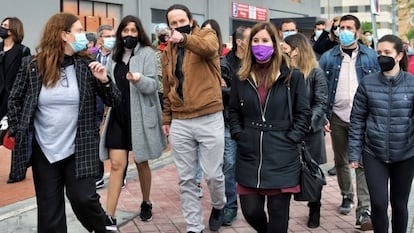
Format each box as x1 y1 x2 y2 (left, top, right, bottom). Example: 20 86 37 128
294 142 326 201
286 80 326 202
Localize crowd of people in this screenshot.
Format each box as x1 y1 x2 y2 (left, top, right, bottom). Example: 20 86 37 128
1 3 414 233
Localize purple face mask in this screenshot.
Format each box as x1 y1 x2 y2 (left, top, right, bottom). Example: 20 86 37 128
251 45 274 62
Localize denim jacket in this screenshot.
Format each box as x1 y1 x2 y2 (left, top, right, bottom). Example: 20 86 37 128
319 43 380 120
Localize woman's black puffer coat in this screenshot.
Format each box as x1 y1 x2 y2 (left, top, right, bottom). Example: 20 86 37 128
349 71 414 163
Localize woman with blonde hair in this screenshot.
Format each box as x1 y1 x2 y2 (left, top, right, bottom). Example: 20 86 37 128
228 22 311 233
283 32 328 228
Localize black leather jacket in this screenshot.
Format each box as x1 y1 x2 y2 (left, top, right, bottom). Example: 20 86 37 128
306 68 328 133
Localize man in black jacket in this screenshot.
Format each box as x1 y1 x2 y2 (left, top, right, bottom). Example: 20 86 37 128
220 25 250 226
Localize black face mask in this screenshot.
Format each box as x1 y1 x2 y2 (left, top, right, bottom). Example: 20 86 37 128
158 34 168 43
378 55 396 72
175 24 191 34
0 27 9 39
122 36 138 49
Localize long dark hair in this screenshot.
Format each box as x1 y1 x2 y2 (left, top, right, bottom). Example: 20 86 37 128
112 15 152 63
201 19 223 56
378 34 408 71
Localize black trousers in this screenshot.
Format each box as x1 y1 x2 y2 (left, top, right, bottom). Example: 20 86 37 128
364 154 414 233
239 193 291 233
31 141 107 233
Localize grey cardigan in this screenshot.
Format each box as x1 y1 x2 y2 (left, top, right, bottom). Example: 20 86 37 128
100 44 167 163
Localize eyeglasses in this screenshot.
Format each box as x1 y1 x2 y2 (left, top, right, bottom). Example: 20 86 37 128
60 69 69 88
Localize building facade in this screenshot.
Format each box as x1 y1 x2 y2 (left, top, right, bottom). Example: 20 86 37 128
320 0 393 38
1 0 320 51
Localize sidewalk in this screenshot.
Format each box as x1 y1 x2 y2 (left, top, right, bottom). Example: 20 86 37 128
0 139 413 232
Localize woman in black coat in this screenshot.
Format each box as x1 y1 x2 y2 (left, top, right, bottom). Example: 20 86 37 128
0 17 31 183
283 33 328 228
228 22 311 233
0 17 30 119
349 34 414 233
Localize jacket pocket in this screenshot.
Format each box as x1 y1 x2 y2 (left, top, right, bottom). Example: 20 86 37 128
361 67 377 77
142 104 157 128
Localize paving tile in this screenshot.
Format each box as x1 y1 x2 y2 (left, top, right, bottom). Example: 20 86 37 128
1 137 413 233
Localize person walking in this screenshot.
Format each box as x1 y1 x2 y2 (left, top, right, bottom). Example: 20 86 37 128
228 22 311 233
93 24 116 190
99 15 167 231
153 23 170 109
282 33 328 228
319 14 380 231
0 16 31 183
6 12 121 233
219 25 251 226
161 4 226 233
349 34 414 233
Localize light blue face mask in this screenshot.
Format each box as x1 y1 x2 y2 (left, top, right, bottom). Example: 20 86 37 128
283 31 297 40
70 33 88 53
103 37 116 50
339 30 356 47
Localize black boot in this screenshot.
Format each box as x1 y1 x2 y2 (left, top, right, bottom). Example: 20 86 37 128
307 201 321 228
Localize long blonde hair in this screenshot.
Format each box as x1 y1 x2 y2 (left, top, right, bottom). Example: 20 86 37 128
238 22 287 89
283 33 318 79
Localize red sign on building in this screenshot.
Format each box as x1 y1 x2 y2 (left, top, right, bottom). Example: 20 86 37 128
232 2 267 21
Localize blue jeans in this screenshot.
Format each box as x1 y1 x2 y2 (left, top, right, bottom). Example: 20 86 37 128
223 127 237 210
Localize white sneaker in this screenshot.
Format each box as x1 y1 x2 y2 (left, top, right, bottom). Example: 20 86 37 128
121 178 126 189
95 178 104 189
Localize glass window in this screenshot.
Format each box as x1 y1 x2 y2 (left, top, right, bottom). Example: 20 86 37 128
349 6 358 13
365 5 371 12
321 7 325 14
334 6 342 14
151 9 167 24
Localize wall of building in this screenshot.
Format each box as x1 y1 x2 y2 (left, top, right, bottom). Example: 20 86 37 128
1 0 320 51
0 0 59 51
320 0 393 38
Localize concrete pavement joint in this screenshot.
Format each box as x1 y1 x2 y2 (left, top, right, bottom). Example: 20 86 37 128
0 203 36 221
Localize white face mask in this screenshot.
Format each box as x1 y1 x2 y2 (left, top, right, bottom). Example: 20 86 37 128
334 28 340 37
283 31 297 40
315 30 323 40
103 37 116 50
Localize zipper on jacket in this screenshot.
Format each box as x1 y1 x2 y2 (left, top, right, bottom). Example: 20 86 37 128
247 79 272 188
386 81 392 161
